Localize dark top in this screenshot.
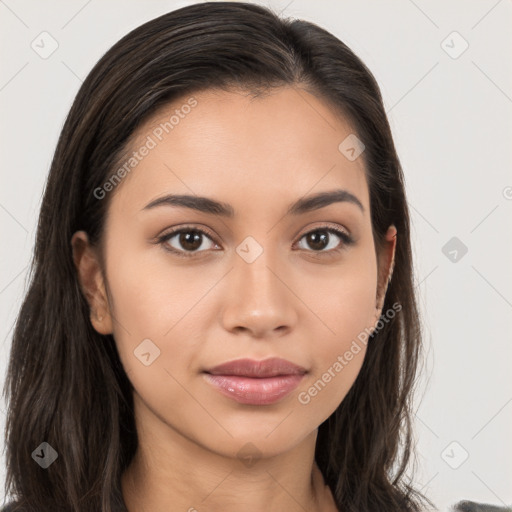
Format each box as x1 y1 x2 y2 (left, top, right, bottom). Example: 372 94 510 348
1 499 511 511
451 504 512 512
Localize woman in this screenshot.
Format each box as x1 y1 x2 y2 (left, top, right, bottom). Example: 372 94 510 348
1 2 501 511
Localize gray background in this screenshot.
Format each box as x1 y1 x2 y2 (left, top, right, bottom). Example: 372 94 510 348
1 0 511 509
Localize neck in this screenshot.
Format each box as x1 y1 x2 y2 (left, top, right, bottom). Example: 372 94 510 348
121 397 337 512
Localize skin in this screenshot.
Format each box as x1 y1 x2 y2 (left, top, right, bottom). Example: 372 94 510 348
72 86 396 512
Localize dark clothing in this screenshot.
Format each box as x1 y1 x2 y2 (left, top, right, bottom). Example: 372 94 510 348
451 503 512 512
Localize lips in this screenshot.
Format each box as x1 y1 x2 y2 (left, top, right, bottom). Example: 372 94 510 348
203 357 307 405
204 357 307 378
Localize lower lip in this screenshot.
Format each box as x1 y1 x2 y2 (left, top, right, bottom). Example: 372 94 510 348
203 373 304 405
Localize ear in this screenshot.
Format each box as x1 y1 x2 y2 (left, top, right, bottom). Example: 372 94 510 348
71 230 113 335
370 225 397 330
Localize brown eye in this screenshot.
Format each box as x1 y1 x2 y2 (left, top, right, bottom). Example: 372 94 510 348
157 224 354 259
158 227 218 257
176 230 203 251
296 227 354 254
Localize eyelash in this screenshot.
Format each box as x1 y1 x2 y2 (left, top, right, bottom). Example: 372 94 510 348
156 224 355 259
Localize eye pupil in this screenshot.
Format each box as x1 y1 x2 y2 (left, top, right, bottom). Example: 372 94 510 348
307 231 329 251
180 231 202 251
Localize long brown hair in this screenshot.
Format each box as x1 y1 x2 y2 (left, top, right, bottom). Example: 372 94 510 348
2 2 435 511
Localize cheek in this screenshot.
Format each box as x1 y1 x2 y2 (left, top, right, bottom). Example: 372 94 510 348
329 272 377 342
103 234 228 391
298 252 378 349
296 256 377 415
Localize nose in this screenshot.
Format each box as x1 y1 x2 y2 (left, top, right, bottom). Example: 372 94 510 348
220 250 298 339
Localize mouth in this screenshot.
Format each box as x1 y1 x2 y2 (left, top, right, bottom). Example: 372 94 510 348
202 357 307 405
204 357 307 378
203 373 305 405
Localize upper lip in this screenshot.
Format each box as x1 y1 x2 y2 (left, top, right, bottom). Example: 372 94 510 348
204 357 307 378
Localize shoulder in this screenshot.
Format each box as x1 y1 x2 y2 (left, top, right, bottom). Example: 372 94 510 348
451 500 512 511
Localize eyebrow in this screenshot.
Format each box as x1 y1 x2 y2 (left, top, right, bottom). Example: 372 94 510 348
142 189 365 217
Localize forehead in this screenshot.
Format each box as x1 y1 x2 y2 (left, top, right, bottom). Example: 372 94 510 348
108 86 370 219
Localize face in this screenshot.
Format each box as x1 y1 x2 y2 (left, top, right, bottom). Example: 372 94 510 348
73 86 396 460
